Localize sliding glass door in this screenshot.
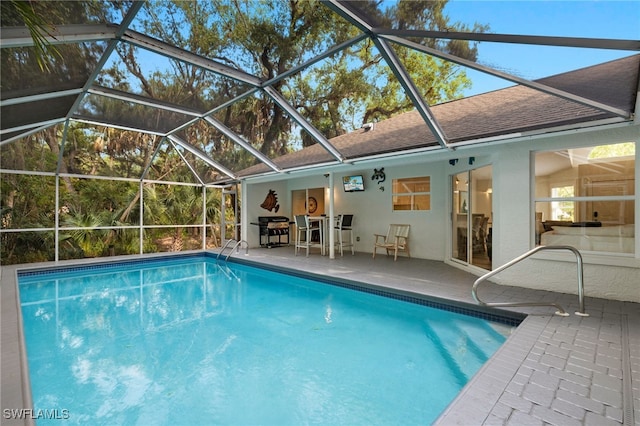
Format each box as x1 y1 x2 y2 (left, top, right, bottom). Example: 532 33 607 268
452 165 493 270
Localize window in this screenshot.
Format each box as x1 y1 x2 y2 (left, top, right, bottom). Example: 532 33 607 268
534 142 635 254
392 177 430 211
550 185 575 220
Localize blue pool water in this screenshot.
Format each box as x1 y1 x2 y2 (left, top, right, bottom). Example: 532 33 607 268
18 255 515 425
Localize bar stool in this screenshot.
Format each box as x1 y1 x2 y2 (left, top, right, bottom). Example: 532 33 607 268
295 215 320 256
334 214 355 255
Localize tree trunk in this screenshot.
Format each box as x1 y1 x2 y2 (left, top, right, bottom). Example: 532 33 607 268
170 228 184 252
44 127 76 197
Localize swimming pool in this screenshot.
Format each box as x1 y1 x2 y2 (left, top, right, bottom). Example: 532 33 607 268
18 254 519 425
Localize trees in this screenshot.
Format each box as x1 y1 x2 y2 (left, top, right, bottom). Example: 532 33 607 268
1 0 487 263
4 0 487 175
109 0 487 158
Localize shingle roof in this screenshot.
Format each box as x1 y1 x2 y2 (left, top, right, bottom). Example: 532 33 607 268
238 54 639 177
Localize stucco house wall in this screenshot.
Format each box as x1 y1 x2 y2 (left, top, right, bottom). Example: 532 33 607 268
488 124 639 303
243 123 639 303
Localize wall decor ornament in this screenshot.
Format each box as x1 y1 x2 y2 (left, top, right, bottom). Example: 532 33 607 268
260 189 280 212
372 167 385 184
307 196 318 214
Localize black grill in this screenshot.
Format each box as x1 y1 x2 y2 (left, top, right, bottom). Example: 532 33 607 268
254 216 290 248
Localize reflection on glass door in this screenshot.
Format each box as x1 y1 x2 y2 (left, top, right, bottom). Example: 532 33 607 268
452 166 492 270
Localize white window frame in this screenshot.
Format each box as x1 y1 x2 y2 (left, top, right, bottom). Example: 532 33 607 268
392 176 431 211
532 141 638 266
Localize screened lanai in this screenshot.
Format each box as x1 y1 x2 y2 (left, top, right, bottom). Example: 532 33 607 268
1 1 638 264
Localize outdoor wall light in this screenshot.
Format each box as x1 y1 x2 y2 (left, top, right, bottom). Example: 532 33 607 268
469 157 475 165
449 159 458 166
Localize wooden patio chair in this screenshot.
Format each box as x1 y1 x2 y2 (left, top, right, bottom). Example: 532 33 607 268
373 224 410 261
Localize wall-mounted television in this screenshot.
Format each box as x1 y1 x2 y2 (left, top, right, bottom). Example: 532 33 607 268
343 175 365 192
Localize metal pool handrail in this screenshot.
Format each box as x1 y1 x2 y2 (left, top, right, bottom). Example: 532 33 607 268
472 245 588 317
216 239 249 262
225 239 249 261
216 239 236 260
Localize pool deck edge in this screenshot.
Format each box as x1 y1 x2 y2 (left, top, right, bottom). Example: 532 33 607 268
1 264 33 426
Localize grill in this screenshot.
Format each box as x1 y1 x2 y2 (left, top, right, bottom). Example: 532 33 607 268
254 216 290 248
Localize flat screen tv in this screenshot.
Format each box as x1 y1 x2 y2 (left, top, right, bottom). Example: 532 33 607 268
343 175 365 192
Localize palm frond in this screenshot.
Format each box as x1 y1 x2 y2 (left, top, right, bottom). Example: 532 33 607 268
10 0 63 72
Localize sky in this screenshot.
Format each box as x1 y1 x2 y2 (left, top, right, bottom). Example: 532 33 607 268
442 0 640 96
109 0 639 108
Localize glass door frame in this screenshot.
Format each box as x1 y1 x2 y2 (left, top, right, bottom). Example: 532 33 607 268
451 165 493 270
